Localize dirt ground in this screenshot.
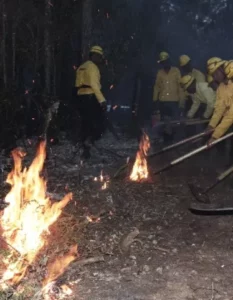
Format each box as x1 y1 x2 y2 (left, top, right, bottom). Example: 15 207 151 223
1 128 233 300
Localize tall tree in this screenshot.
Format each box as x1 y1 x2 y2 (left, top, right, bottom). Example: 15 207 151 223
81 0 93 59
44 0 52 95
2 0 7 88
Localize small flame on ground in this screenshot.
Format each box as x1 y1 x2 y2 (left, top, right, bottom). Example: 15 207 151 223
93 170 110 190
130 132 150 181
43 245 78 287
0 141 72 285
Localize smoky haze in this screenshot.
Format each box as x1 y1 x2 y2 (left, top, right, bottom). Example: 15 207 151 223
95 0 232 120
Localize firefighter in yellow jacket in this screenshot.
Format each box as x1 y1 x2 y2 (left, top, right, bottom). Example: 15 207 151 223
179 55 206 114
74 45 107 158
179 55 205 82
180 74 215 119
205 58 233 147
153 51 184 120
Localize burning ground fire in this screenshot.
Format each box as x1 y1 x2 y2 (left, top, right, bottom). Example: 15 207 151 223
130 132 150 181
94 170 110 190
0 141 76 295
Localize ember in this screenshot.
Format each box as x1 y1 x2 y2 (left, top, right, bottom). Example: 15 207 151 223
130 132 150 181
0 141 72 285
94 170 110 190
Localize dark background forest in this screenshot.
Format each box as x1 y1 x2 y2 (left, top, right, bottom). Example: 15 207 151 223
0 0 232 143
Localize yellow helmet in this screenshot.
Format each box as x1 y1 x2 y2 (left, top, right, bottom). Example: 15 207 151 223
207 57 225 75
158 51 169 63
207 75 214 83
90 45 104 56
180 75 195 90
224 60 233 79
179 55 191 67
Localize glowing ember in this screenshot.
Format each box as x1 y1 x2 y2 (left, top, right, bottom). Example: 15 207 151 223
130 132 150 181
93 170 110 190
0 141 72 285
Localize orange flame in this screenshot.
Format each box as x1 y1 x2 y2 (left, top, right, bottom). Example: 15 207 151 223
0 141 72 285
130 132 150 181
43 245 78 286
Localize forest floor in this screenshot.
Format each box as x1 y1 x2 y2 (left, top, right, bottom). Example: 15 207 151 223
1 127 233 300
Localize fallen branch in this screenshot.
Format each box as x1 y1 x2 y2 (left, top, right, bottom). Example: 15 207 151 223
153 246 170 253
113 163 130 178
72 256 104 267
119 227 141 254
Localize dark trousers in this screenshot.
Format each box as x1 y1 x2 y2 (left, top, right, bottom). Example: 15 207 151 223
159 101 180 120
72 94 106 145
159 101 181 143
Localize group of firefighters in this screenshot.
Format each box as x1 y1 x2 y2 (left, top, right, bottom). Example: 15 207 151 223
73 45 233 160
153 52 233 148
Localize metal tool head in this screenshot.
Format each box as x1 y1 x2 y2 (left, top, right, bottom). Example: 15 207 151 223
189 202 233 215
188 183 210 204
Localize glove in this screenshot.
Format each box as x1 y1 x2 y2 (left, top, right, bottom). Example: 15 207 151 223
205 125 214 133
207 137 216 148
100 101 107 111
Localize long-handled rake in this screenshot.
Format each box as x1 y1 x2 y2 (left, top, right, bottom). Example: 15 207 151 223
153 131 233 175
188 165 233 204
113 130 213 178
149 129 213 158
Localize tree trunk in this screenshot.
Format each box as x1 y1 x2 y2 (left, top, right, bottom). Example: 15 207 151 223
53 46 56 96
44 0 52 95
12 21 16 82
35 22 39 74
2 0 7 88
81 0 93 60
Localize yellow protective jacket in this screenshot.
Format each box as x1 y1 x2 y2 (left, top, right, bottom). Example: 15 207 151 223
75 60 105 103
187 82 216 119
191 68 206 83
153 67 184 104
209 80 233 139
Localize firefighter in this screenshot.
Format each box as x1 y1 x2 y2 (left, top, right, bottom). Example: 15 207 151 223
180 74 215 120
74 45 107 159
153 51 185 143
179 55 205 82
153 51 184 120
205 58 233 149
179 55 206 114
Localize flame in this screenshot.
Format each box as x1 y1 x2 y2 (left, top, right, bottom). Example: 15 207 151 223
93 170 110 190
0 141 72 285
130 132 150 181
43 245 78 286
